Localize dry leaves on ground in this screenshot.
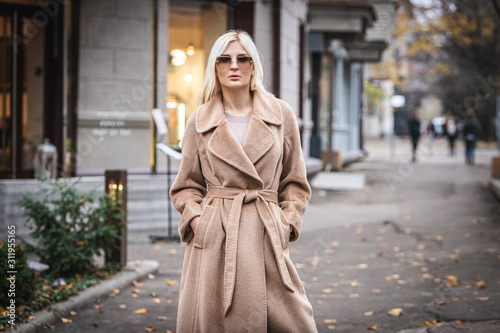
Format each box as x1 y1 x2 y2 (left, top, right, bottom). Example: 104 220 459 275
388 308 403 317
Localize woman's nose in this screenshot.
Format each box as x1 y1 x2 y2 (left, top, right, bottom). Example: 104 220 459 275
230 59 239 70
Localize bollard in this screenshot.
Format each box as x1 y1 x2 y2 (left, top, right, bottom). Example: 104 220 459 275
104 170 127 266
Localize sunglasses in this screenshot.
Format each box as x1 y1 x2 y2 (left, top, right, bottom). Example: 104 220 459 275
216 56 253 71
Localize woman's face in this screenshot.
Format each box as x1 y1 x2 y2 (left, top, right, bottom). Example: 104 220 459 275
216 41 254 92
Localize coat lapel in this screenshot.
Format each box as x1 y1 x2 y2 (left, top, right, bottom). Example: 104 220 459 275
207 120 262 181
195 90 284 183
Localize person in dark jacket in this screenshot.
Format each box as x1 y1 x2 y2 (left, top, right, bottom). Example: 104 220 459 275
462 108 481 165
408 110 421 162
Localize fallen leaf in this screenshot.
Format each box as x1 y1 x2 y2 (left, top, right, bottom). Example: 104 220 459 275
356 263 368 269
166 279 178 286
327 325 335 329
417 244 426 250
367 325 377 330
119 304 127 309
452 298 460 303
75 273 82 280
134 260 142 266
364 311 373 316
328 282 339 288
472 218 483 225
94 305 103 314
428 258 437 263
436 235 444 241
445 275 459 287
133 281 145 288
148 273 156 279
167 331 174 333
153 298 161 304
377 251 384 256
134 308 147 314
350 281 362 287
145 327 156 332
69 311 77 316
476 281 487 289
169 249 177 254
396 280 406 285
132 288 141 294
295 263 305 268
157 316 167 321
151 292 159 297
349 293 360 298
385 274 399 281
324 319 337 323
456 319 466 324
132 294 138 298
322 288 333 294
371 289 381 294
388 308 403 317
165 299 173 304
422 273 432 280
476 297 490 302
308 257 320 266
360 237 367 242
435 299 446 306
45 323 55 329
61 317 72 324
113 289 120 294
89 323 99 328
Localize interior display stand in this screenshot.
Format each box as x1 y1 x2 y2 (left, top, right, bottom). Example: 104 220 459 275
150 108 182 243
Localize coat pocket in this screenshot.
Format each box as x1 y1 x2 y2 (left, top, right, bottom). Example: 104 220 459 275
275 205 291 250
193 205 216 249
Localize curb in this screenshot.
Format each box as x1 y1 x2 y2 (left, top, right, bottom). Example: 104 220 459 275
10 260 160 333
488 178 500 202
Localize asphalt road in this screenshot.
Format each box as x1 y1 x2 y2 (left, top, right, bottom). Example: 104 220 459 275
43 138 500 333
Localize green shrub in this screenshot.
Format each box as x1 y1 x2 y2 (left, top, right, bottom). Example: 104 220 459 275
0 242 35 308
18 178 124 279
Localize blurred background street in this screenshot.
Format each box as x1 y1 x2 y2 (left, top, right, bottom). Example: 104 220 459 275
43 137 500 333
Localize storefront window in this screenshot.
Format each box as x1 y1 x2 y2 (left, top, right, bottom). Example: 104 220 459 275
167 1 227 148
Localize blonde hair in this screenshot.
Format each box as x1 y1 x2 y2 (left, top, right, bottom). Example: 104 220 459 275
198 30 267 105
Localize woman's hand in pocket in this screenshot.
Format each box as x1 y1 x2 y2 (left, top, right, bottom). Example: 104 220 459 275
190 216 200 233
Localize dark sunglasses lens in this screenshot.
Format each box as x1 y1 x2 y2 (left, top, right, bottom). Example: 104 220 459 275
218 57 231 64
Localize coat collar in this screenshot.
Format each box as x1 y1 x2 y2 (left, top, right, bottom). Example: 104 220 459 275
195 89 283 134
195 89 282 185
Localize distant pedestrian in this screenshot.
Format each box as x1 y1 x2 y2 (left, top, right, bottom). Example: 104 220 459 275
444 114 458 156
462 109 481 165
170 30 317 332
408 110 421 162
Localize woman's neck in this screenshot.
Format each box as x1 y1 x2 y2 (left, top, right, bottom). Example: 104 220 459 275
221 89 253 116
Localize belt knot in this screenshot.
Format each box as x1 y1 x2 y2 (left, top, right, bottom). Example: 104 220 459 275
243 189 259 203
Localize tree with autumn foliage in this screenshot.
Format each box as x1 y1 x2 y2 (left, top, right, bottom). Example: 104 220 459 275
394 0 500 140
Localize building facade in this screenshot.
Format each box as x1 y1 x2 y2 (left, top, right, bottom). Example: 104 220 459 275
1 0 396 235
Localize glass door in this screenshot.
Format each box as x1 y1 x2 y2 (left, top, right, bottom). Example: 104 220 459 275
0 5 45 178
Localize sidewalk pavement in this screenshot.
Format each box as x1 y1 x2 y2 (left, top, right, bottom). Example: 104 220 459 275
11 137 500 333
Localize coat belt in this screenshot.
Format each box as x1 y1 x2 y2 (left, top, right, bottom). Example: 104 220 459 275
206 186 295 316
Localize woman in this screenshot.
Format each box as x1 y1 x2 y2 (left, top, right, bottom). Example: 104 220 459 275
170 30 317 332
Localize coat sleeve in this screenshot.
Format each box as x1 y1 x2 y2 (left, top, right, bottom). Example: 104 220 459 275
278 101 311 242
170 113 207 243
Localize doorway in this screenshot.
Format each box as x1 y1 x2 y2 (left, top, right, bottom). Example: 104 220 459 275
0 3 63 179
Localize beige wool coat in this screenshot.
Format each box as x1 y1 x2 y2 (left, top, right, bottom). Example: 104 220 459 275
170 90 318 333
